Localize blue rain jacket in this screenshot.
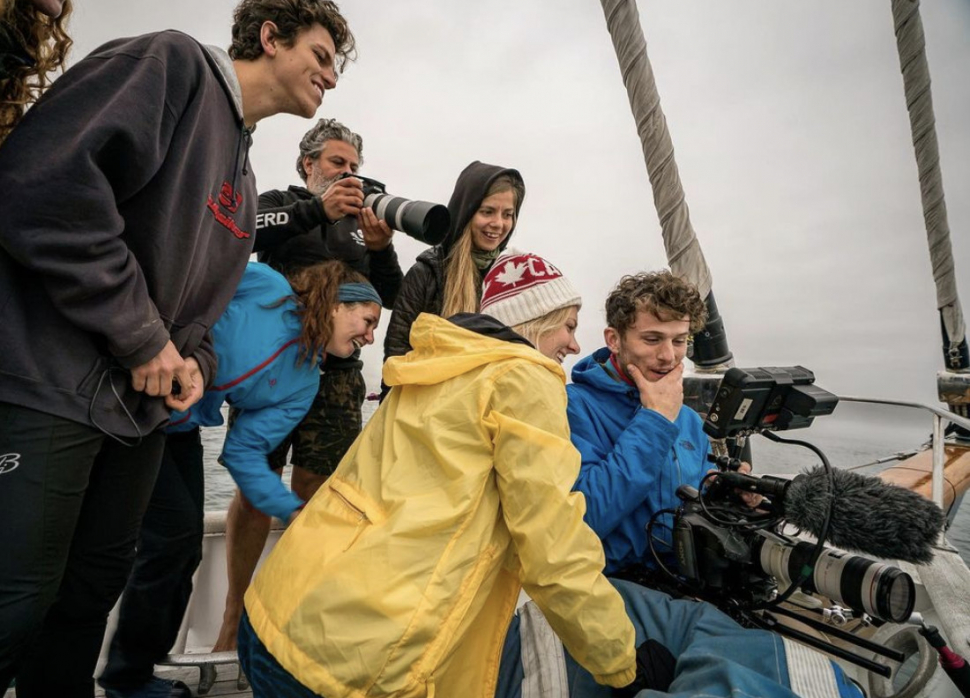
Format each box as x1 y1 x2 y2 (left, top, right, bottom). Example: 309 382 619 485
567 348 710 573
170 262 318 520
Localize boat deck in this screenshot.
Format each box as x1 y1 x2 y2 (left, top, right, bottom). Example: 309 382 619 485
4 664 252 697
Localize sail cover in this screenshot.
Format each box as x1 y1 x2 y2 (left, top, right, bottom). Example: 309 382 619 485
892 0 967 351
598 0 712 300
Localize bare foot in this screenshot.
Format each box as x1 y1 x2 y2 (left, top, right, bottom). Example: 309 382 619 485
211 611 241 653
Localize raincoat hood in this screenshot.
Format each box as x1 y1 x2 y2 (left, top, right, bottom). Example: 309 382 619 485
384 312 559 388
571 347 632 397
441 161 525 254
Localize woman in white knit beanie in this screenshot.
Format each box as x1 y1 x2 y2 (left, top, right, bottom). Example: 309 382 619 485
480 252 583 363
239 254 642 698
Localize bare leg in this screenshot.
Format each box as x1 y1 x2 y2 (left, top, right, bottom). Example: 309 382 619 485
211 484 276 652
290 465 328 503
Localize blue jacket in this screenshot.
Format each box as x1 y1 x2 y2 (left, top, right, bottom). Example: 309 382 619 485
170 263 318 521
567 348 710 573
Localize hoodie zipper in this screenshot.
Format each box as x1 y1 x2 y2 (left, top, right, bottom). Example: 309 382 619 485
231 125 252 195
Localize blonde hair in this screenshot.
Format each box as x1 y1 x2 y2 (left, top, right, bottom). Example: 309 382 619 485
0 0 73 145
510 305 578 350
440 175 522 318
440 231 478 318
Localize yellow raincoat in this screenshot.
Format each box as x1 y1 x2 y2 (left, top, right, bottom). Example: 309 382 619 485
245 314 636 697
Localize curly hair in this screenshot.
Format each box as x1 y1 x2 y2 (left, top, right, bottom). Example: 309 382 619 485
229 0 355 71
282 260 370 365
605 270 708 336
295 117 362 180
0 0 73 145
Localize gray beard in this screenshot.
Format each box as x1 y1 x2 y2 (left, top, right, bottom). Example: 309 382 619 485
307 173 341 197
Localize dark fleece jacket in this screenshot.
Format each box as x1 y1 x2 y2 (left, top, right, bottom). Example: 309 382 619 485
383 161 525 361
0 31 256 438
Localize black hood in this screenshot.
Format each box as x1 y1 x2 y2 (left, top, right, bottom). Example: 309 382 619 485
447 312 534 348
441 161 525 255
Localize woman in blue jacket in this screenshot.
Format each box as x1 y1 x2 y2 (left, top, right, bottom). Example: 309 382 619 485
100 260 382 698
186 261 381 523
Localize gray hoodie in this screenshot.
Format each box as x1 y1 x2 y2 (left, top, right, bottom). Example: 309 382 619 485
0 30 256 438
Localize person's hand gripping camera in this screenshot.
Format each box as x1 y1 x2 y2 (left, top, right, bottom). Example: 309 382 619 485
319 175 393 251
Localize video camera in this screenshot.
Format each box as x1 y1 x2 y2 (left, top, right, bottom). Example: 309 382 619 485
335 174 450 246
653 367 924 678
672 490 915 624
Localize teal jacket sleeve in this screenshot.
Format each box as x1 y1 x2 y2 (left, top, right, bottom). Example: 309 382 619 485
220 379 317 521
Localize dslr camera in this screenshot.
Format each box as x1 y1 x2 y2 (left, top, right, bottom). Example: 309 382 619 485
335 174 450 246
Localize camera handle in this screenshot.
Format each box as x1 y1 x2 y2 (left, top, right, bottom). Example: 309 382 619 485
919 624 970 698
707 453 743 472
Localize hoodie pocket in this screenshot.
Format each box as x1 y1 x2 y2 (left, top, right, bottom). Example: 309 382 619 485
76 355 115 399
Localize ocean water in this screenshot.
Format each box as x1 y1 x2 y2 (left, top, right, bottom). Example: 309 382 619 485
201 399 970 566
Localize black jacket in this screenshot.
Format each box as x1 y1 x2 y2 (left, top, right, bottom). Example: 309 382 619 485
0 31 255 437
254 185 403 307
383 161 525 360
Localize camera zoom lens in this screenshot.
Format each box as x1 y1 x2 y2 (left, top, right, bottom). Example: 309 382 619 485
759 535 915 623
883 570 916 624
364 192 449 246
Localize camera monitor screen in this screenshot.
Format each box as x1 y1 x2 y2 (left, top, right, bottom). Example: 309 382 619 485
703 366 838 439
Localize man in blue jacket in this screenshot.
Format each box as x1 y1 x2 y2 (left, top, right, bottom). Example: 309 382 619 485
568 271 712 576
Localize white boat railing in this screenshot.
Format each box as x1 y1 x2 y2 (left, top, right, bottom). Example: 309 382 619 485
837 395 970 509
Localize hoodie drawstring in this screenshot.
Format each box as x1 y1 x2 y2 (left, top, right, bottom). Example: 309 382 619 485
242 127 252 176
89 365 144 447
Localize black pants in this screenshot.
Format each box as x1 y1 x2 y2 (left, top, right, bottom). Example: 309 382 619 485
99 428 205 691
0 402 165 697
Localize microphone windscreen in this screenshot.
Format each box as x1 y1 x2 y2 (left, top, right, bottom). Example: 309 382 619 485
784 466 944 564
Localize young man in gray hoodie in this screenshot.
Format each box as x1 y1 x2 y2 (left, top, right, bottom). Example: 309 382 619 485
0 2 355 694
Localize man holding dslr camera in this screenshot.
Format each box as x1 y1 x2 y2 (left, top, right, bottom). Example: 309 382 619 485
253 117 402 497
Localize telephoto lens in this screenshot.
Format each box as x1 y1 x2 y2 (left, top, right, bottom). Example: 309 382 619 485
759 534 916 623
364 189 449 246
339 174 450 246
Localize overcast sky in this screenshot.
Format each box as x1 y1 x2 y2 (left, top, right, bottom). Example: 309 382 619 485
65 1 970 408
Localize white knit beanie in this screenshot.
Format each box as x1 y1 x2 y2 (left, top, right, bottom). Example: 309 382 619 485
480 253 582 328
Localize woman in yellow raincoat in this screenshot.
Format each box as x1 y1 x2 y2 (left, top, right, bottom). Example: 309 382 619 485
239 253 638 697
